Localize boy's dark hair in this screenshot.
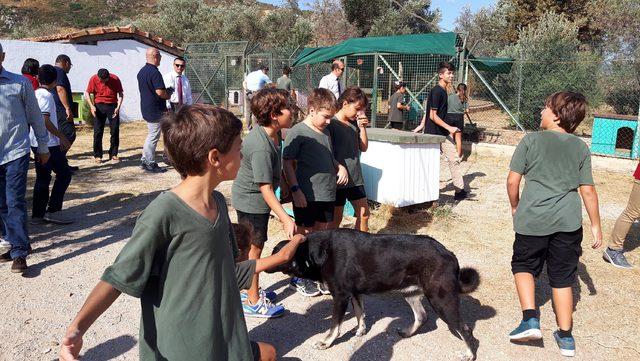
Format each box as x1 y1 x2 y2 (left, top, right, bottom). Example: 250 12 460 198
258 64 269 71
331 61 343 71
437 61 454 75
393 81 406 91
282 66 291 75
97 68 110 80
55 54 71 64
232 222 252 262
161 104 243 178
174 56 186 63
38 64 57 86
544 91 587 133
308 88 337 112
251 88 291 126
21 58 40 76
336 87 369 110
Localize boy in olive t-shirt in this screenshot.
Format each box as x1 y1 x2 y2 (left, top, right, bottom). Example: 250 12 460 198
59 105 302 361
506 92 602 358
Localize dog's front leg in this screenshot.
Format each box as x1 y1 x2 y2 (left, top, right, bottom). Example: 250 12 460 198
313 296 350 349
398 294 427 338
351 294 366 336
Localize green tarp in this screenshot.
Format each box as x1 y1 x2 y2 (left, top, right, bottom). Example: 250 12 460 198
293 32 461 66
468 56 514 74
293 33 514 75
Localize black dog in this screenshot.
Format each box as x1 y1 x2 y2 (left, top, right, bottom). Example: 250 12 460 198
267 228 480 360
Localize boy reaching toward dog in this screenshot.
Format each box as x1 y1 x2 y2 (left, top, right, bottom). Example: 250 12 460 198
59 105 303 361
506 92 602 357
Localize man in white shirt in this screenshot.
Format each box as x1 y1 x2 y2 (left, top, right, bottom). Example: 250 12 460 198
318 60 345 100
243 64 271 129
163 56 193 112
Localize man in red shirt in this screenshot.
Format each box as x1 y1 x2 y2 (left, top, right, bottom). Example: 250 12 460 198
85 69 123 163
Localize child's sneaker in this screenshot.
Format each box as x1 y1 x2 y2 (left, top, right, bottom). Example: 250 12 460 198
243 294 285 319
240 289 277 303
290 277 321 297
553 330 576 357
0 238 11 253
603 247 633 269
317 282 331 295
508 318 542 341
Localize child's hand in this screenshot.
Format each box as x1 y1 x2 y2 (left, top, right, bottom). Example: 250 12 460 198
591 224 603 249
448 126 460 135
337 164 349 186
511 207 517 216
283 218 296 240
59 328 83 361
292 190 307 208
412 124 424 133
291 234 306 244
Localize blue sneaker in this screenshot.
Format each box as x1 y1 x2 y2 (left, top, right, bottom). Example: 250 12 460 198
553 330 576 357
509 318 542 341
241 289 277 303
243 294 285 319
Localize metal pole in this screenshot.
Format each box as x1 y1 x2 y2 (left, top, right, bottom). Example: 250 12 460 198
371 54 379 127
224 55 229 109
468 61 526 132
516 50 523 124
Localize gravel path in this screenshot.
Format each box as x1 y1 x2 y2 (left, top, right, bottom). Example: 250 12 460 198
0 122 638 361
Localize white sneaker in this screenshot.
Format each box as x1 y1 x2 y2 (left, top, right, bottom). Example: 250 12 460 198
0 238 11 253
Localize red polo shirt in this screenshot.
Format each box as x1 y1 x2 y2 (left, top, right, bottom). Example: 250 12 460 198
86 74 123 104
634 162 640 180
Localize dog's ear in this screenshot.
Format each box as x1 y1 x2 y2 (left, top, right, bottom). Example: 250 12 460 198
308 238 328 266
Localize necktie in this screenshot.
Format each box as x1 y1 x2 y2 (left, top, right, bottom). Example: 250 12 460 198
177 75 184 106
337 77 341 96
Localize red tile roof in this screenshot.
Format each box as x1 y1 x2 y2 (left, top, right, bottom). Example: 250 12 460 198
26 25 183 56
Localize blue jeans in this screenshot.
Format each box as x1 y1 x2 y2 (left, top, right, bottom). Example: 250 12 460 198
32 146 72 218
0 154 30 259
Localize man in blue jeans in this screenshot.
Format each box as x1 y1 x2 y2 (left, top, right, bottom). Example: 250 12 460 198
0 42 51 273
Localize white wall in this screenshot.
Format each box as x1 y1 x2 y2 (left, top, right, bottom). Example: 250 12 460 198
0 39 176 121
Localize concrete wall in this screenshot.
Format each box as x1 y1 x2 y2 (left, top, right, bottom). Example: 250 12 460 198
0 39 176 121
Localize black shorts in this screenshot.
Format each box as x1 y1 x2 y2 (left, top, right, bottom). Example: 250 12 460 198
335 185 367 206
250 341 260 361
511 228 583 288
236 210 270 247
293 201 334 227
445 113 464 131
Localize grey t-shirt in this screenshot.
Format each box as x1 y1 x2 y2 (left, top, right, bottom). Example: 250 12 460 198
276 75 292 91
282 122 337 202
327 117 364 188
232 126 281 214
509 131 594 236
388 91 405 123
101 191 255 361
447 93 467 114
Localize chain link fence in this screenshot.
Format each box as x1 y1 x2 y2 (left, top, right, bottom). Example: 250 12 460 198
185 41 640 159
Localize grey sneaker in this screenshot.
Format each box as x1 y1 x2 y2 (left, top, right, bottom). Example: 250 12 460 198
0 238 11 253
289 277 321 297
43 212 74 225
603 248 633 269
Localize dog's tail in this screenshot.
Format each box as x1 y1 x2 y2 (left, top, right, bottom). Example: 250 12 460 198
458 267 480 294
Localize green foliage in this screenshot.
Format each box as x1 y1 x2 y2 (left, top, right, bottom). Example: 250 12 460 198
342 0 438 37
494 12 602 129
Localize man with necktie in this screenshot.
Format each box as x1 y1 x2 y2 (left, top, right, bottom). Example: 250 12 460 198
163 57 193 112
318 60 345 100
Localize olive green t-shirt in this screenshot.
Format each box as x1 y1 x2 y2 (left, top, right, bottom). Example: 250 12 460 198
282 121 337 202
232 126 281 214
447 93 467 114
388 91 405 123
327 117 364 188
101 191 256 361
509 131 594 236
276 75 292 91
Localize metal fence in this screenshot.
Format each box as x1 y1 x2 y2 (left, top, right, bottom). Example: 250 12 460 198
185 41 640 159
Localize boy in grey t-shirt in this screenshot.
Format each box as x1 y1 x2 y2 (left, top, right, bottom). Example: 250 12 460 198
506 92 602 357
282 88 348 296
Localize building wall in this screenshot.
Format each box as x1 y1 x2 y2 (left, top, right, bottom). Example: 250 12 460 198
0 39 177 121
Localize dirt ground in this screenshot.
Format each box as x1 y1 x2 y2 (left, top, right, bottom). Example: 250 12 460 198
0 122 639 361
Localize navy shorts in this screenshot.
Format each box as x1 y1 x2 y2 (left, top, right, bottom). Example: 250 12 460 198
335 185 367 206
293 201 334 227
250 341 260 361
236 210 270 247
511 228 583 288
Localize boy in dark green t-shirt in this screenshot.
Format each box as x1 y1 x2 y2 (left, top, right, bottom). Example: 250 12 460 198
506 92 603 358
59 105 305 361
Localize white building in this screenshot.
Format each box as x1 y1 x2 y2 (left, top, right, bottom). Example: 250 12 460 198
0 26 183 121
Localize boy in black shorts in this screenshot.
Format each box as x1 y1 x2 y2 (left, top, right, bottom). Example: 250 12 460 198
283 88 348 296
506 92 602 357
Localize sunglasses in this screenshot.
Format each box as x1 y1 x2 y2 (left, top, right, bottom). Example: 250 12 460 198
174 64 185 68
